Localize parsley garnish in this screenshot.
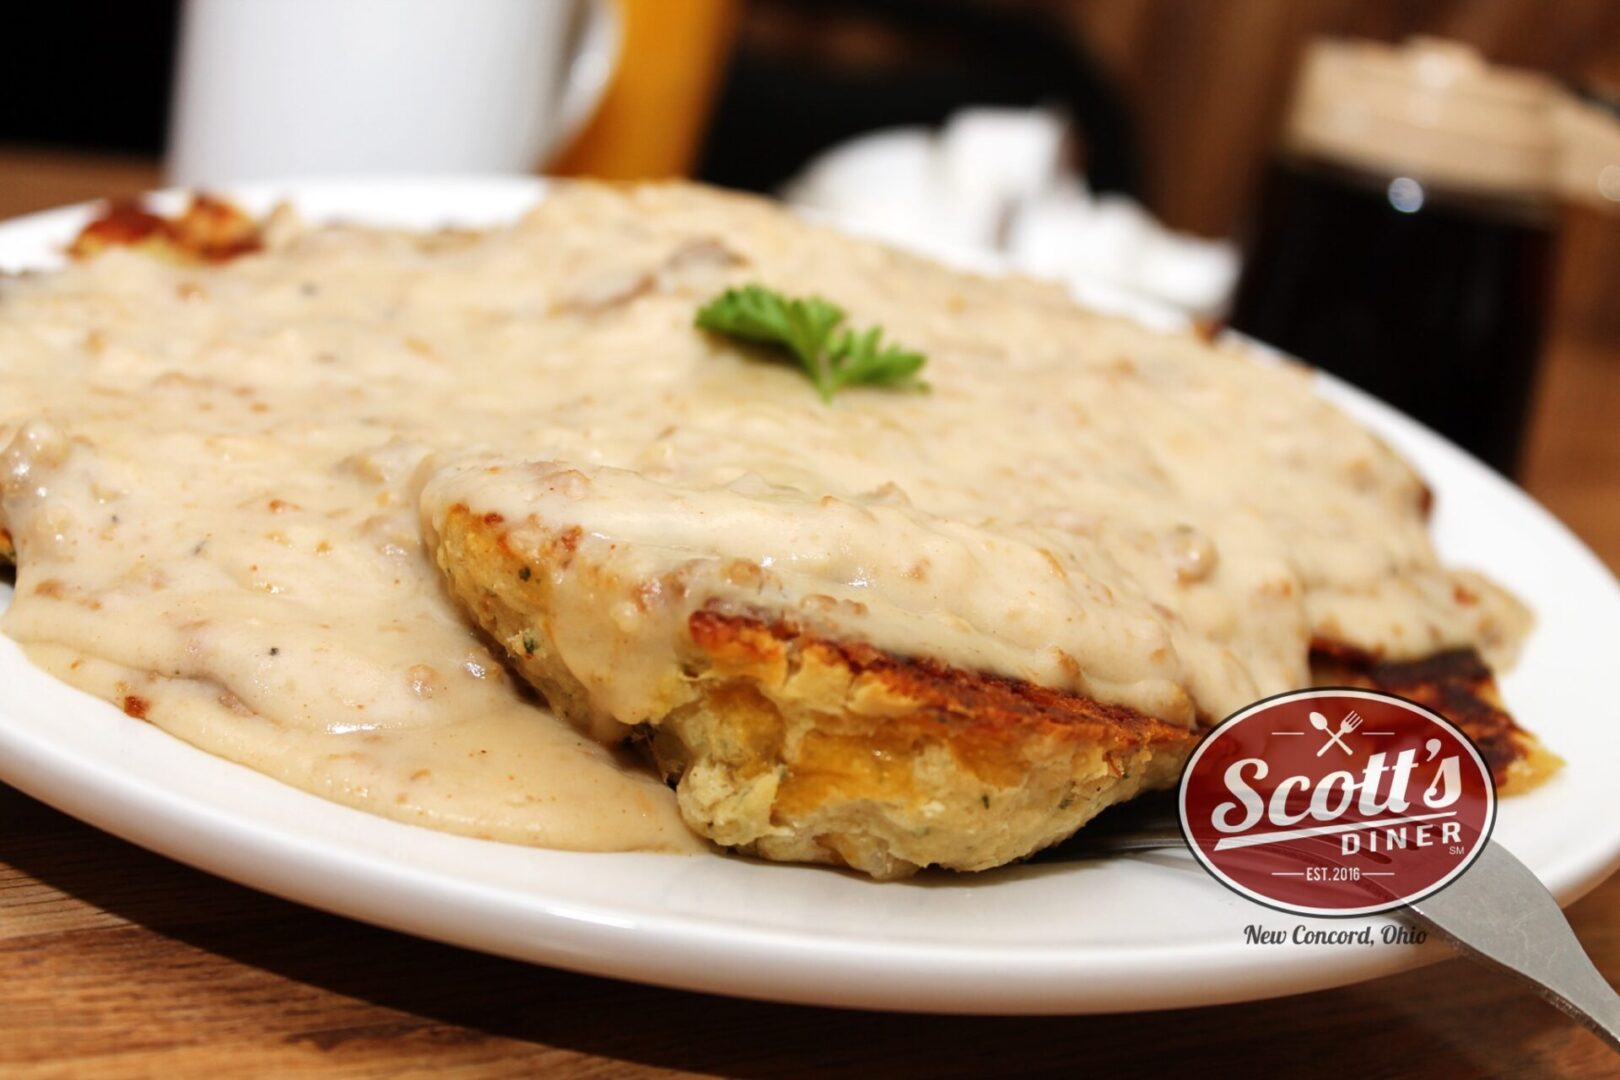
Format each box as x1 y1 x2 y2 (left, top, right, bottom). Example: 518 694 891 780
695 284 927 402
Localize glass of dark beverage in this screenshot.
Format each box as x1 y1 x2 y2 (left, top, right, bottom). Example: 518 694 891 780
1231 155 1553 476
1229 37 1618 477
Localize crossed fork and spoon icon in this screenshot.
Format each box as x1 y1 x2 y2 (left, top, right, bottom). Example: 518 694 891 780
1309 709 1361 755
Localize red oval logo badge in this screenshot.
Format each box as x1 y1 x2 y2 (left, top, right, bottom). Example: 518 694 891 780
1178 689 1496 916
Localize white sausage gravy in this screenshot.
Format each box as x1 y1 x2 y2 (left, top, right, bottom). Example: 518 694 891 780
0 184 1528 852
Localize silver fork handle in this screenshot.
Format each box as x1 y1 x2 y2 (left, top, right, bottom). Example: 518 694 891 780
1049 823 1620 1053
1405 840 1620 1053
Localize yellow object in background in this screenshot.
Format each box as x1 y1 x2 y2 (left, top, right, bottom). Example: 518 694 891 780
553 0 740 179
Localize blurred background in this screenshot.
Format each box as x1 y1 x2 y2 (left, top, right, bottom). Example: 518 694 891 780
1 0 1617 564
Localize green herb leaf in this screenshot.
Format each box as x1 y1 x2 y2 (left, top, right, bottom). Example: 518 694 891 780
695 284 928 402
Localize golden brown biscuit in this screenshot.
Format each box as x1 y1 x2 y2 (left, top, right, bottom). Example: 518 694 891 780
431 501 1199 879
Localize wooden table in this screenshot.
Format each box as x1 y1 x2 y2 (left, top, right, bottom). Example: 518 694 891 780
4 148 1620 1078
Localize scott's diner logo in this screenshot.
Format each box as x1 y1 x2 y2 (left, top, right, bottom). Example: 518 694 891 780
1178 689 1495 916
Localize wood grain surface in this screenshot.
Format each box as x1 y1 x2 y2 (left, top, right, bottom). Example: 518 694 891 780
3 148 1620 1078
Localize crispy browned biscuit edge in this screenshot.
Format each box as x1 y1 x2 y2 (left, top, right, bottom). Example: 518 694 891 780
1310 640 1558 795
432 502 1199 878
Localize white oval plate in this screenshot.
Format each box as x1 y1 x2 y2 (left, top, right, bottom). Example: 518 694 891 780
3 177 1619 1014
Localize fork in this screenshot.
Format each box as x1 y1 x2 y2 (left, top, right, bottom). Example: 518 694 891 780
1042 795 1620 1053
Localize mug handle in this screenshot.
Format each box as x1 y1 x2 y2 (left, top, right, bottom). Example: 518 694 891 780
543 0 622 166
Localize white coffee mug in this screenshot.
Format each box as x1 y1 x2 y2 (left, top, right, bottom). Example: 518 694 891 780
166 0 618 185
